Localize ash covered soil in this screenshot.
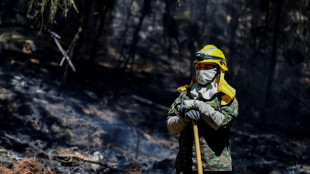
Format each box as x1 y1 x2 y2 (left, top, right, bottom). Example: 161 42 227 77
0 60 309 174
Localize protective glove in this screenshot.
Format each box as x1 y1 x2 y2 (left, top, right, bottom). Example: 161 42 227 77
179 103 187 116
184 110 200 121
179 101 200 121
166 102 191 134
179 100 197 114
182 100 225 130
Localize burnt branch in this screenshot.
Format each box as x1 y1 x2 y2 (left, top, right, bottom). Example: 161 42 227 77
48 30 76 72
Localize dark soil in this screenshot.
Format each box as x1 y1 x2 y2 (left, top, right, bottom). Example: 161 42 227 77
0 56 309 174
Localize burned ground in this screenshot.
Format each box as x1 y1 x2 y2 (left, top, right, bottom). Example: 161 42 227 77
0 56 309 174
0 0 310 173
0 57 179 173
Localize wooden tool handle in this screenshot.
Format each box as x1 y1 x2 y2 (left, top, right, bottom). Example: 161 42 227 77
192 121 203 174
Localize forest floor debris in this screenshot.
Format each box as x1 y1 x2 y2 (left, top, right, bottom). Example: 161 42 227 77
0 60 309 174
0 158 54 174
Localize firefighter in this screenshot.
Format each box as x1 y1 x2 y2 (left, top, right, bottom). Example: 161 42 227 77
167 45 238 173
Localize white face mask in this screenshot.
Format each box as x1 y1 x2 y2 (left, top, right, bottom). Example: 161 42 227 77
196 68 218 85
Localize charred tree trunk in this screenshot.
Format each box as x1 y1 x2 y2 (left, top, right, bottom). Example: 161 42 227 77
201 0 208 33
118 0 134 66
88 0 115 64
162 0 179 59
228 1 237 59
121 0 151 72
264 0 283 106
62 0 94 84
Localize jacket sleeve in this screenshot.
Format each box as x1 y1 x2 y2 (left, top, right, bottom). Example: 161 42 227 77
180 97 238 131
166 91 190 134
218 97 239 130
166 115 190 134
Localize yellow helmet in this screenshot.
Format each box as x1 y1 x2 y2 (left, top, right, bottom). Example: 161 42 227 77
177 44 236 105
193 45 228 71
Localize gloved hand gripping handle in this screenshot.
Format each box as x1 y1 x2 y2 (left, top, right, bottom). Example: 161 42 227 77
182 100 225 130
